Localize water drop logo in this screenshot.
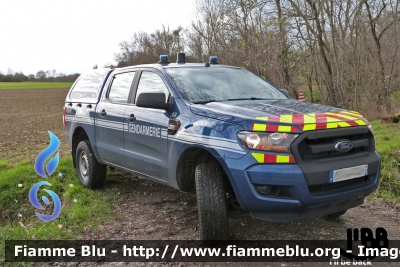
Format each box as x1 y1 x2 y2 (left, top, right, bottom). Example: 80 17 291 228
34 131 60 178
29 131 62 222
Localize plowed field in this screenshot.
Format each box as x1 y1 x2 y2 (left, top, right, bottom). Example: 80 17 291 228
0 88 70 163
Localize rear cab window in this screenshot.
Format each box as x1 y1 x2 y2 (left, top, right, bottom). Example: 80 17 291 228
68 69 112 103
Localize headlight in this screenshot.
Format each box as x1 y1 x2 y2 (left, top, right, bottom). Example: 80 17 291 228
237 131 298 153
368 123 373 134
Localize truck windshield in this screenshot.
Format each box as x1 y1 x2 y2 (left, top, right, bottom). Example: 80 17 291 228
165 67 287 103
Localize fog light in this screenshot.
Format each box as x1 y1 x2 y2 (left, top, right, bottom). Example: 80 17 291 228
256 186 280 197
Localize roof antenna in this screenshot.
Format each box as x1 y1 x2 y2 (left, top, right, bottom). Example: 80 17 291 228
176 52 186 64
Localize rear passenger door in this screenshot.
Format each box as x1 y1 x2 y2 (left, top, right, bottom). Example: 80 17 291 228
95 71 136 166
123 69 170 180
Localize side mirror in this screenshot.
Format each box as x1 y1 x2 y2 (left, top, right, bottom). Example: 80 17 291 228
279 89 290 98
136 91 171 110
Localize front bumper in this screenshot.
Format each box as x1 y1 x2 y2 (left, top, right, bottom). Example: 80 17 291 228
222 151 380 222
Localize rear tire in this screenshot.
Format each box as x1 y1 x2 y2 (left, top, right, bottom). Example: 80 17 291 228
75 140 106 189
323 210 347 220
195 161 229 241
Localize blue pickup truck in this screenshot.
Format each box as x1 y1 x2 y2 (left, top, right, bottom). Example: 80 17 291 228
64 53 380 240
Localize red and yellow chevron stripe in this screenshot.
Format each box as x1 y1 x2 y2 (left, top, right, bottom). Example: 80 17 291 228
252 111 367 133
252 153 296 164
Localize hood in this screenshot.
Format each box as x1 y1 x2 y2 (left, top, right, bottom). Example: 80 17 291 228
190 99 368 132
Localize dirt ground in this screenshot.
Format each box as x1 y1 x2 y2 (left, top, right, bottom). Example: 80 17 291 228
0 88 71 164
1 89 399 266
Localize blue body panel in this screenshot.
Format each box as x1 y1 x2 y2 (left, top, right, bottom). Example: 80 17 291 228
222 153 380 212
64 64 381 222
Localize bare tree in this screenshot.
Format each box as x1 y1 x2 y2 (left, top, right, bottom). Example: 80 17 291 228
36 70 47 80
112 0 400 117
363 0 399 114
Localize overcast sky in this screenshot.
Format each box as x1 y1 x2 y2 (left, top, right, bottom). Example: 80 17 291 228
0 0 195 76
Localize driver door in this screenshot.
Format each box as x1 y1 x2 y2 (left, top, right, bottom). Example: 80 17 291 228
123 69 170 180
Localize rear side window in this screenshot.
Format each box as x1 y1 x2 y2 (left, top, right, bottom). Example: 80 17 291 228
69 69 111 102
108 72 136 103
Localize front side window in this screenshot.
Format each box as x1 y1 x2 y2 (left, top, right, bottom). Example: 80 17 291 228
135 71 169 102
108 71 136 103
166 67 287 103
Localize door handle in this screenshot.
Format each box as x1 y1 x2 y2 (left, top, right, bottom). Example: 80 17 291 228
126 114 136 121
99 109 107 116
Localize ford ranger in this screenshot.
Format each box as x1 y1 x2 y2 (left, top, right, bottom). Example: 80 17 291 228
64 53 380 240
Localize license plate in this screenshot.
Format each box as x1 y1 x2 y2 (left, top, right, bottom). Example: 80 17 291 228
329 164 368 183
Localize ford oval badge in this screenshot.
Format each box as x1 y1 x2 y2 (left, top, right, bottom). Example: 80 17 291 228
335 140 353 152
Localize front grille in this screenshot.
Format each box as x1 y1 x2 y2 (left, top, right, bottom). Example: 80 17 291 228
290 127 378 190
297 131 372 161
308 175 372 195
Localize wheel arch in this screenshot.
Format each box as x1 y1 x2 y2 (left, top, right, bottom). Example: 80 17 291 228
71 126 98 168
175 146 235 196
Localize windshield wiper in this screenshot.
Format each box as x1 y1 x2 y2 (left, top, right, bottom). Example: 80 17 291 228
227 97 271 101
193 99 219 104
193 97 272 104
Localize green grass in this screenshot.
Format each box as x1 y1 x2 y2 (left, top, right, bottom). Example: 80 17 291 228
370 121 400 200
0 160 8 170
0 157 124 265
0 82 73 90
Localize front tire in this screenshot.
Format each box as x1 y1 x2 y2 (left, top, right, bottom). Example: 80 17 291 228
195 161 229 241
75 140 106 189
